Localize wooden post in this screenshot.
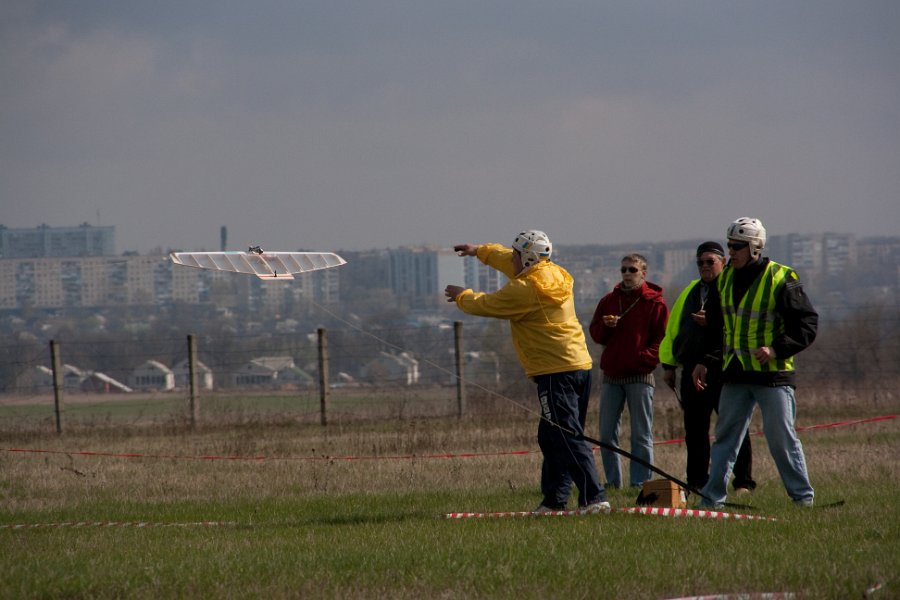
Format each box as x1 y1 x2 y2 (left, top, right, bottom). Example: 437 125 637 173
187 334 199 428
317 328 329 426
454 321 466 418
50 340 63 434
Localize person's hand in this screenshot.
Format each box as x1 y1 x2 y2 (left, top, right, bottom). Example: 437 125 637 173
663 369 676 390
690 309 707 326
692 364 708 391
602 314 619 328
444 285 465 302
453 244 479 257
754 346 776 364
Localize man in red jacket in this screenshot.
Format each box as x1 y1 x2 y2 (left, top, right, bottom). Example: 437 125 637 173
589 254 669 488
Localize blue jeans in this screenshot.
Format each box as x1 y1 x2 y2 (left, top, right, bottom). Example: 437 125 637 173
699 383 814 507
599 382 654 488
679 366 755 491
535 370 606 508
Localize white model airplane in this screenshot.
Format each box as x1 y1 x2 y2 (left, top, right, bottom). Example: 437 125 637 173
170 246 346 280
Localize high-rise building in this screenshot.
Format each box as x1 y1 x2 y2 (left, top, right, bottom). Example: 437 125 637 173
0 223 115 258
463 254 506 293
823 233 856 277
0 254 340 310
388 247 465 308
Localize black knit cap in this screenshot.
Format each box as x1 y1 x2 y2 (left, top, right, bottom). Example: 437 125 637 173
696 241 725 258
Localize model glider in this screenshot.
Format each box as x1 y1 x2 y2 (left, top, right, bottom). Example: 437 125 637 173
170 246 346 280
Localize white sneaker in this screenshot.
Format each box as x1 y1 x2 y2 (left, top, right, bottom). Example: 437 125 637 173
582 501 611 514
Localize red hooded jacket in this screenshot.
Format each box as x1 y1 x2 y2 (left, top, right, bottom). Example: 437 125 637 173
589 281 669 379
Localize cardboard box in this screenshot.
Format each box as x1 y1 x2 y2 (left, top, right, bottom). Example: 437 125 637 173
636 479 686 508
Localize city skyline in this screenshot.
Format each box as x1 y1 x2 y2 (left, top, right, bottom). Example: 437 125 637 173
2 223 892 314
1 221 895 257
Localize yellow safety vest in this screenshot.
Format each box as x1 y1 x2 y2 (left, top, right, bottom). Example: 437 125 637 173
718 261 795 372
659 279 700 368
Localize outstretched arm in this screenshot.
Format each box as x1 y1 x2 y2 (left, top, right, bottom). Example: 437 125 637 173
453 244 479 257
446 244 479 302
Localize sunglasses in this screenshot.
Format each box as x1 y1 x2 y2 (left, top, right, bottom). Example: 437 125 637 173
696 258 718 267
727 241 750 251
620 266 641 274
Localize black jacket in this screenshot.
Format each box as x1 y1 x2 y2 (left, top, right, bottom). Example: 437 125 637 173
700 257 818 387
663 279 717 370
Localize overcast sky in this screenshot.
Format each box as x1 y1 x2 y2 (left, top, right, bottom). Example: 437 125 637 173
2 1 898 254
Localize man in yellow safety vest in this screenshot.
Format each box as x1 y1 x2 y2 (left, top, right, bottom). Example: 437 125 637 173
692 218 818 508
660 241 756 495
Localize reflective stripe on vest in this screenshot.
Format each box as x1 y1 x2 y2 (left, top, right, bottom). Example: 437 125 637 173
718 261 795 372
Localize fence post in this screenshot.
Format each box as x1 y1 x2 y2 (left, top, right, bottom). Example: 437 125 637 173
187 334 199 428
49 340 63 434
318 328 329 426
454 321 466 418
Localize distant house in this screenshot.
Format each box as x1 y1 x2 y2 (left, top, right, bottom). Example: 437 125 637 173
31 365 53 391
334 372 357 387
171 359 214 390
232 356 313 389
62 364 86 390
360 351 420 385
447 351 501 386
34 365 132 394
128 360 175 391
32 364 86 391
80 372 132 393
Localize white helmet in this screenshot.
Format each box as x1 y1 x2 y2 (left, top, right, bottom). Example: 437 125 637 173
727 217 766 257
512 230 552 269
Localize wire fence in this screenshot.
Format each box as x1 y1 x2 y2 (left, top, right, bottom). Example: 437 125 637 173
1 300 898 432
0 321 530 431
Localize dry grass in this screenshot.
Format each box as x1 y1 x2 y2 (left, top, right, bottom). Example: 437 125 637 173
2 392 897 512
1 386 898 599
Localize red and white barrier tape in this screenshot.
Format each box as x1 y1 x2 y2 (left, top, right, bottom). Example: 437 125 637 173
661 593 797 600
665 589 882 600
616 506 775 521
446 508 599 519
0 520 236 530
654 414 896 446
445 506 774 521
4 415 894 463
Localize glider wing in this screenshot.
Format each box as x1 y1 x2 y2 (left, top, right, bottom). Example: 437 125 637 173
170 251 346 280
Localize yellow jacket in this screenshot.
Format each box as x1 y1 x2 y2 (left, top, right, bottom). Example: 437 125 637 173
455 243 593 378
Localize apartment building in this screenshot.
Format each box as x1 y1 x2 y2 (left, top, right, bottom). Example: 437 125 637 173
387 246 465 308
463 253 506 293
0 255 341 310
0 224 892 313
0 223 115 258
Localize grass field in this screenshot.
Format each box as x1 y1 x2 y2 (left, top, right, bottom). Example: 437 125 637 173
1 391 898 599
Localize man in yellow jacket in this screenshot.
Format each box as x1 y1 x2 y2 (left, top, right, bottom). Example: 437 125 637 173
445 230 609 513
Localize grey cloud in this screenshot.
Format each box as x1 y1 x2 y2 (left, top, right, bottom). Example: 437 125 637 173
1 1 898 252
